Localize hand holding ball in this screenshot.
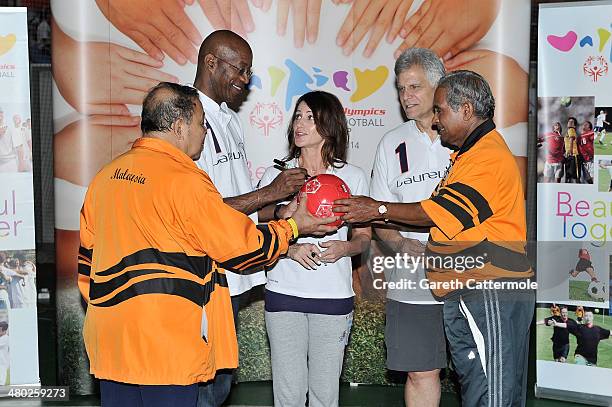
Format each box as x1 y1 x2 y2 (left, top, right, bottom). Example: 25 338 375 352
298 174 350 227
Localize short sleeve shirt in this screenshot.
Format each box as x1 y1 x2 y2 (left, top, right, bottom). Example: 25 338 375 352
420 120 533 299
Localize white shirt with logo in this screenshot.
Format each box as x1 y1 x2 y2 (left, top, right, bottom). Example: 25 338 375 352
370 120 451 304
195 90 265 296
260 160 369 299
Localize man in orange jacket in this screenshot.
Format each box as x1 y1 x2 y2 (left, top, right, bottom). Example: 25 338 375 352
79 82 336 407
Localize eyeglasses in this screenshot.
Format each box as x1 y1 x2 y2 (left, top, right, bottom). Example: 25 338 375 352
213 54 253 80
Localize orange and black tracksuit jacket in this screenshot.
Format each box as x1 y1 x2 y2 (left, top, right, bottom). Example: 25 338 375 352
421 120 533 300
78 137 292 385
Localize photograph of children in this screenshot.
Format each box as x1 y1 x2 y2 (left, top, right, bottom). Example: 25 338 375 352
0 250 36 309
568 248 607 303
594 107 612 154
537 303 612 368
537 96 595 184
0 104 32 174
597 158 612 192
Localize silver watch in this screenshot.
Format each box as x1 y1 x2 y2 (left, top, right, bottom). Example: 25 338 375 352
378 203 389 222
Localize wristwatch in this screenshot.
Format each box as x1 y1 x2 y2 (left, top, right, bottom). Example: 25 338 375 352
378 203 389 222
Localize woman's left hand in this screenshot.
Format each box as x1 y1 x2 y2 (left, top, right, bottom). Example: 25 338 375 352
318 240 350 263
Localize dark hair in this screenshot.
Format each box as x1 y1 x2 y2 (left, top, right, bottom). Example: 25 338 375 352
568 116 577 128
584 120 593 130
141 82 200 134
0 321 7 331
285 91 348 168
438 70 495 119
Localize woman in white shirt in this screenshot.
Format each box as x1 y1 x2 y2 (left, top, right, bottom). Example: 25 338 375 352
259 91 371 407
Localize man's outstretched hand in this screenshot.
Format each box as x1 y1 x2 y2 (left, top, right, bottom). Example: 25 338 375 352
333 195 380 224
291 193 340 236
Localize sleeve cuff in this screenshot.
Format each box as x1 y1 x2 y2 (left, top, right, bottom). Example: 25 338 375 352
271 219 293 254
420 199 465 240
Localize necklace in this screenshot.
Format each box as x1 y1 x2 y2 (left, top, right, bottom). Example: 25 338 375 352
298 157 327 177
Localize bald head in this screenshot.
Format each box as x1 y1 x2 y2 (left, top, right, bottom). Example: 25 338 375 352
141 82 206 160
193 30 253 108
141 82 199 135
197 30 251 69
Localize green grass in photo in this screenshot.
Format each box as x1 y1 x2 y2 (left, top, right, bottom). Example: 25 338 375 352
569 280 606 302
536 308 612 368
594 131 612 155
599 167 611 192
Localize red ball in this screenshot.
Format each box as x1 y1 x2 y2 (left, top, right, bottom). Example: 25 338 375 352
298 174 350 227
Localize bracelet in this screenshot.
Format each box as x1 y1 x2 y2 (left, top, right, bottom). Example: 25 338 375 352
286 218 299 239
274 204 284 220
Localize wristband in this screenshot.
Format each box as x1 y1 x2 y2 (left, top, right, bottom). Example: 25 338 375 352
286 218 299 239
273 204 284 220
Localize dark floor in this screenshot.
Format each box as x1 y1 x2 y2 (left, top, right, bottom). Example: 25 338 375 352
16 264 590 406
0 382 593 406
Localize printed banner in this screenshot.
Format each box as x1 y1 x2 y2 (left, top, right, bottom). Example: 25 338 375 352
0 7 40 387
537 2 612 404
51 0 529 393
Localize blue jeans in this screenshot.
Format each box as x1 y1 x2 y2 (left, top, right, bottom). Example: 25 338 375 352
197 294 241 407
197 370 234 407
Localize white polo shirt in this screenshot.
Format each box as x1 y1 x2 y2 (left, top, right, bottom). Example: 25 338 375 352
370 120 451 304
260 160 369 299
195 90 266 296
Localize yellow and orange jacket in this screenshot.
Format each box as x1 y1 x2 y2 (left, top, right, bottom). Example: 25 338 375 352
78 137 292 385
421 120 533 299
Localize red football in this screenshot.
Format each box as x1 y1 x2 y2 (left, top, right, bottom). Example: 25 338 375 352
298 174 350 227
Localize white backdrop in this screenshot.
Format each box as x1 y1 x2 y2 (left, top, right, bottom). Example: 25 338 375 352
51 0 530 393
537 1 612 404
0 7 40 387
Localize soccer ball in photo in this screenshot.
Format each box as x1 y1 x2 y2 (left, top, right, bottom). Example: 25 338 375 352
559 96 572 107
587 281 607 301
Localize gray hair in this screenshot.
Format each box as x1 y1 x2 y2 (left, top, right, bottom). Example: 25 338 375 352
437 70 495 119
394 48 445 87
141 82 200 134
